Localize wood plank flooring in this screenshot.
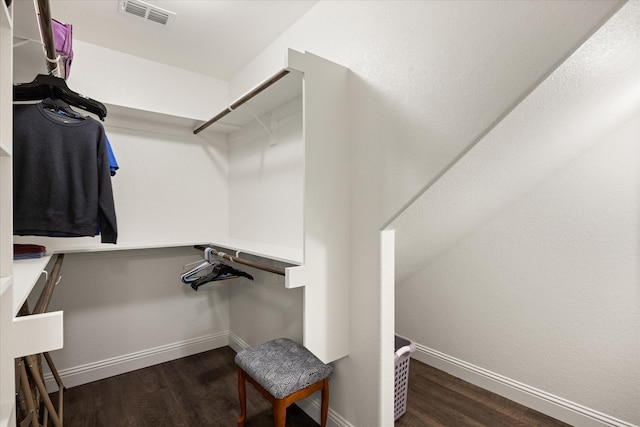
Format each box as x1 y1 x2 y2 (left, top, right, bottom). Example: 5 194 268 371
51 346 572 426
395 358 572 427
53 346 316 427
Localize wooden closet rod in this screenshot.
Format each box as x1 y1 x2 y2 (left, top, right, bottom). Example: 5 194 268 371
194 245 286 276
193 69 290 135
36 0 58 75
33 254 64 315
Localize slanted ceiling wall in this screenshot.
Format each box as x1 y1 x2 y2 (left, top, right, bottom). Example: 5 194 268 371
396 109 639 426
394 2 639 425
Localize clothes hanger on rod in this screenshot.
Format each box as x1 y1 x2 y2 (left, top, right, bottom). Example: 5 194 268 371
41 97 86 120
181 247 254 290
189 263 254 291
13 74 108 121
181 247 216 284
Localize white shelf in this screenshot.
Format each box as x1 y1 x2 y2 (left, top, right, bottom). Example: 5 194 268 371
11 240 213 255
212 239 303 266
12 255 52 316
12 310 64 356
10 238 303 267
0 2 61 425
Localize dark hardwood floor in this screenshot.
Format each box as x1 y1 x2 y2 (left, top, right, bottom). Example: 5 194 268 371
51 346 572 426
395 359 572 427
53 346 316 427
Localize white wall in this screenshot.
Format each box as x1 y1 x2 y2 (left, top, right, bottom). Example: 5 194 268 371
31 247 231 389
227 96 304 250
397 110 639 425
14 108 230 251
66 40 228 122
393 3 639 425
103 115 229 248
225 92 305 354
13 39 228 121
228 259 304 348
228 1 623 425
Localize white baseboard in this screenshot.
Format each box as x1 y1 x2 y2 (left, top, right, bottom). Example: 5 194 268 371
413 343 636 427
45 334 632 427
45 331 353 426
295 398 355 427
228 330 250 353
44 331 229 391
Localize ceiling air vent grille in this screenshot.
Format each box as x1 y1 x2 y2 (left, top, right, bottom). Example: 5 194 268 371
119 0 176 26
147 9 170 25
124 1 146 18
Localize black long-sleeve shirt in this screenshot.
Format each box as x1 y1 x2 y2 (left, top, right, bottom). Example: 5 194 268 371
13 103 117 243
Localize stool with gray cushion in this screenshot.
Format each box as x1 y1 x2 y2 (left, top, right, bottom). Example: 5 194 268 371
234 338 333 427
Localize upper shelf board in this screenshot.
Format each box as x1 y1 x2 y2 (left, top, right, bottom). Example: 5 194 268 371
205 70 303 134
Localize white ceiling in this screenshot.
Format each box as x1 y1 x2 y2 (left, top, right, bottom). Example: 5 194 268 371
13 0 317 81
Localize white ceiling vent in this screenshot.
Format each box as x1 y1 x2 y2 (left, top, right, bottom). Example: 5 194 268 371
119 0 176 26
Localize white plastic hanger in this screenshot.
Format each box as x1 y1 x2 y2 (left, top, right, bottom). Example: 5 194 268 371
181 247 215 284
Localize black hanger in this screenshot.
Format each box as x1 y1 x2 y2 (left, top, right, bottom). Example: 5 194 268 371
190 263 254 291
14 74 107 121
41 97 86 120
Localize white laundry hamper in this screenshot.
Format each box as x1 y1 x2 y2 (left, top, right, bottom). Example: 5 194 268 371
394 334 416 420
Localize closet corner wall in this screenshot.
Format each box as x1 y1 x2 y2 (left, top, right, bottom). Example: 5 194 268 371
203 48 350 363
1 2 64 427
284 49 350 363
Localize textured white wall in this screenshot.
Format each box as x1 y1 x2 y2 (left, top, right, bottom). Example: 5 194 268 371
394 4 639 424
57 40 227 121
13 37 228 121
227 97 304 250
396 111 639 424
228 264 304 348
393 1 640 283
228 1 623 425
226 94 305 353
14 109 230 251
36 247 230 384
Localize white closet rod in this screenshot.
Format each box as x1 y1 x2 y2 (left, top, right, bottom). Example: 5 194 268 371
193 69 290 135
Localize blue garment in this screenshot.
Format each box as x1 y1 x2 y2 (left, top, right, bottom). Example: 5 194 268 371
105 135 119 176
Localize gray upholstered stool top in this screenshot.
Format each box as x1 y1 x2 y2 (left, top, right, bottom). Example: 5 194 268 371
235 338 333 399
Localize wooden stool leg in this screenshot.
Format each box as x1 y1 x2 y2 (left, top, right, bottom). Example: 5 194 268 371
237 369 247 427
320 377 330 427
273 400 287 427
